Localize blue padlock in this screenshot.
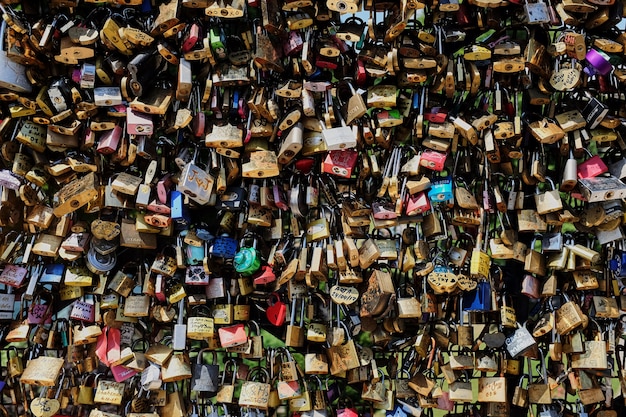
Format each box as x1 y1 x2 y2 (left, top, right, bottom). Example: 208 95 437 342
209 235 238 259
170 190 190 229
40 263 66 284
463 280 492 311
428 175 453 203
195 224 214 242
610 250 626 277
387 404 408 417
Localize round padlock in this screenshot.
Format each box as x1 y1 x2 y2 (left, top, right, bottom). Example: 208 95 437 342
85 246 117 274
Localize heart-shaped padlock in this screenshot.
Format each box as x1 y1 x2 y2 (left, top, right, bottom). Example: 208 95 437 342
266 292 287 326
30 397 60 417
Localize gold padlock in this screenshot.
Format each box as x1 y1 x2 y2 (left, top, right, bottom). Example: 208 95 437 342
285 298 306 348
212 294 234 325
8 347 23 377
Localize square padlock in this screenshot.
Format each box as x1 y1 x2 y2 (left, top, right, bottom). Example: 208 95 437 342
126 108 153 135
96 124 122 154
322 149 358 178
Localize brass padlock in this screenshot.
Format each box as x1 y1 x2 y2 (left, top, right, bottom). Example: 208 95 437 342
7 347 23 377
212 293 234 325
555 293 585 335
534 178 563 215
285 297 306 348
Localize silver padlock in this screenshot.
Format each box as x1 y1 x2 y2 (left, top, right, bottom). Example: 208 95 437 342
578 175 626 202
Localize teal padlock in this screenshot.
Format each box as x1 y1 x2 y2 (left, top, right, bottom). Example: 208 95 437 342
234 236 261 276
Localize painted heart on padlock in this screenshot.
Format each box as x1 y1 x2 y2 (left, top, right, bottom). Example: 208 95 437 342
30 398 60 417
266 293 286 326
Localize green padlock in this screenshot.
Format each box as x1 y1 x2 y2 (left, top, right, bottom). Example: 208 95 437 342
234 235 261 276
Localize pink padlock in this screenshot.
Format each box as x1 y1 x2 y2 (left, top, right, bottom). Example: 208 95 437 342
111 364 137 382
283 30 304 56
96 125 122 154
218 323 248 348
405 191 431 216
126 108 153 135
372 200 397 220
577 152 608 179
182 23 201 53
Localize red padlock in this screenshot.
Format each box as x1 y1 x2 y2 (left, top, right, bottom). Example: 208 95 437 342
322 149 358 178
355 59 367 86
424 107 448 123
419 150 447 171
315 54 338 70
182 23 201 53
266 292 287 326
253 265 276 285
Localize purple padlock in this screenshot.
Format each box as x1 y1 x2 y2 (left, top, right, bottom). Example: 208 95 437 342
585 48 613 76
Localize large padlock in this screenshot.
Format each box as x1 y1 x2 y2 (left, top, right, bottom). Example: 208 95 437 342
505 322 537 358
578 175 626 202
178 161 214 205
52 172 99 217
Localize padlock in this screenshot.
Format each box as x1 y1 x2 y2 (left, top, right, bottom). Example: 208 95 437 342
285 297 306 347
178 153 214 205
534 178 563 215
555 293 585 335
322 149 358 179
428 172 454 203
420 150 447 172
234 234 261 276
505 321 538 358
580 91 609 128
457 296 474 347
210 291 232 325
578 175 626 202
7 347 22 377
578 149 608 179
